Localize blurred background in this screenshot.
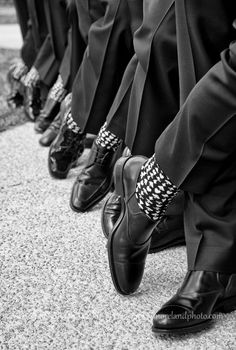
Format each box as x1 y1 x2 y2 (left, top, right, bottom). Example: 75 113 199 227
0 0 26 132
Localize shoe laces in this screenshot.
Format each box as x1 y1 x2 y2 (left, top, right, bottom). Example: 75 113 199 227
60 128 83 155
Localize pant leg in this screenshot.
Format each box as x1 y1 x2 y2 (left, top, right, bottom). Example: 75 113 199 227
60 0 87 90
151 39 236 274
106 54 138 140
46 0 70 62
34 0 69 88
108 0 236 157
185 154 236 273
107 1 177 155
28 0 48 54
21 0 48 69
13 0 29 39
71 0 135 135
155 41 236 193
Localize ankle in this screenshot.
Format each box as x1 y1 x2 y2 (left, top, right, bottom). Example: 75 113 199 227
96 122 122 151
65 110 81 134
135 154 179 222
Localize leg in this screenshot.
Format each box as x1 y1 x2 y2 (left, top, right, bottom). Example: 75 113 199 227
107 7 236 295
155 42 236 192
68 0 143 211
153 158 236 334
125 0 236 156
13 0 29 39
39 0 88 145
71 0 134 135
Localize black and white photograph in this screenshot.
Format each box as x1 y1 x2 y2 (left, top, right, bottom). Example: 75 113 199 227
1 0 236 348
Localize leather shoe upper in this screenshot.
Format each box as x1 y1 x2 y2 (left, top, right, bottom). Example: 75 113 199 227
70 141 122 212
101 193 121 238
153 270 236 334
102 191 185 252
108 156 157 295
34 97 60 133
39 112 62 147
24 85 41 121
48 121 85 179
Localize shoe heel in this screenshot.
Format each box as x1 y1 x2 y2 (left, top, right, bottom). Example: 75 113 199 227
216 296 236 313
113 156 132 198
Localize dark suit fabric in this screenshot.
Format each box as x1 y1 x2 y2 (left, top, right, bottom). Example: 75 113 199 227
71 0 141 135
59 0 87 90
13 0 29 39
154 41 236 273
107 0 236 157
18 0 48 69
34 0 70 88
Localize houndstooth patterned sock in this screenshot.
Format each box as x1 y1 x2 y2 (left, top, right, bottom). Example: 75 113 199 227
96 122 121 150
65 109 81 133
135 154 179 222
49 75 66 102
10 60 28 80
22 66 40 87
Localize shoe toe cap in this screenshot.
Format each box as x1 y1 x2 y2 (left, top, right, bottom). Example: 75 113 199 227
70 181 88 212
39 130 57 147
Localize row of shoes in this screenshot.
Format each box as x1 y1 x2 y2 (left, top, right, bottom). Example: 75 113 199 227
7 61 236 337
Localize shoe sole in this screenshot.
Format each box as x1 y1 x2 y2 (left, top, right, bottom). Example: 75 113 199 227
48 143 84 179
48 156 77 179
152 320 212 336
107 156 133 295
152 295 236 335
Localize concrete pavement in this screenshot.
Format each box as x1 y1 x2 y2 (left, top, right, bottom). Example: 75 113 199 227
1 122 236 349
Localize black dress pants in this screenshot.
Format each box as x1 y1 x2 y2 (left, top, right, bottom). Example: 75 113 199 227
107 0 236 157
34 0 70 89
13 0 29 39
59 0 87 90
71 0 142 135
155 41 236 273
18 0 48 69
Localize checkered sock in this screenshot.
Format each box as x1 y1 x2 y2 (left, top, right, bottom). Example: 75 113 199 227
49 75 66 102
23 66 40 87
65 109 81 133
135 154 179 222
96 122 121 150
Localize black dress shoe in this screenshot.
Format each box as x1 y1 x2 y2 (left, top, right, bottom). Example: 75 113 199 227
7 90 24 109
39 112 62 147
101 192 185 252
70 141 123 212
34 97 61 133
101 193 121 238
24 85 41 121
7 77 24 109
48 121 85 179
152 270 236 335
107 156 158 295
34 113 51 133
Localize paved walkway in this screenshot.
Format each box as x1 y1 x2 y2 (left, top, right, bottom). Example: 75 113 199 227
1 122 236 349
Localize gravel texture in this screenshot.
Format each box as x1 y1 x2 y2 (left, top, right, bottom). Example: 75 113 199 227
0 122 236 350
